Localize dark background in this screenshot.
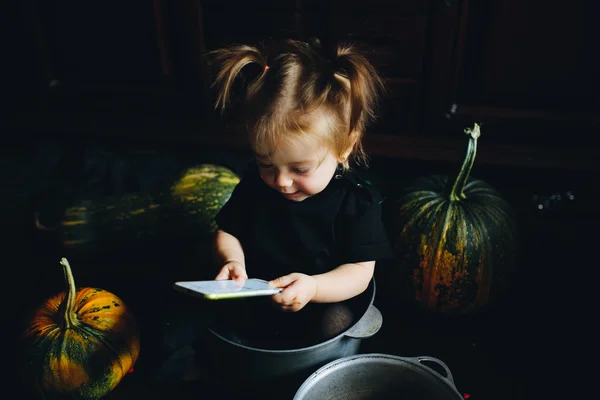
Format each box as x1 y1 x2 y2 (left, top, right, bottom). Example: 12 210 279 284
3 0 599 399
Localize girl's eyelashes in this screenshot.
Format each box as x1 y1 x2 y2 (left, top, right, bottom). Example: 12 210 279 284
256 161 310 174
257 161 273 169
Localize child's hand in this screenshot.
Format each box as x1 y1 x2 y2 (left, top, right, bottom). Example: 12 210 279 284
268 273 317 312
215 260 247 282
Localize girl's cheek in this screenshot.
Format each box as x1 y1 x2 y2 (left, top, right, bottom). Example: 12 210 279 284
296 178 313 191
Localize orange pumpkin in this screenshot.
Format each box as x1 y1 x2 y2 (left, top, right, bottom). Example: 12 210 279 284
19 258 140 399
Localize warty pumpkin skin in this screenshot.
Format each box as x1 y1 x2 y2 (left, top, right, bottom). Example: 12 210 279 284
19 258 140 399
163 164 240 236
386 124 518 315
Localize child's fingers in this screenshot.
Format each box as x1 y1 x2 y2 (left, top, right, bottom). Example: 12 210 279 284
231 267 248 282
268 273 297 288
214 269 230 280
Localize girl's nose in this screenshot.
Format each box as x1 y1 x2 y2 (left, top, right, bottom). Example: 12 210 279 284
274 170 293 188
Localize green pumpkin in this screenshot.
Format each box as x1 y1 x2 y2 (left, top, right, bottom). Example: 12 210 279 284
386 124 518 315
52 193 162 254
162 164 240 237
19 258 140 400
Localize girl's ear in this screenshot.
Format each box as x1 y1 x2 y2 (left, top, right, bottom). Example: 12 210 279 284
340 131 360 161
341 146 353 162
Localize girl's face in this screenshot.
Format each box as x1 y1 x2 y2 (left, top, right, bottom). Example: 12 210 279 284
256 138 340 202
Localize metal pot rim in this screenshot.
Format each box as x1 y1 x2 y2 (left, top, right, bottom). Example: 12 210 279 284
207 325 349 354
208 278 378 354
294 353 463 399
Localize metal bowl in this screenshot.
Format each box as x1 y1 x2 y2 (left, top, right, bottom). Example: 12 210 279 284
293 353 463 400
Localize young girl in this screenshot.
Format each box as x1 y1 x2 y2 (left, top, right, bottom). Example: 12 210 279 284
209 39 394 347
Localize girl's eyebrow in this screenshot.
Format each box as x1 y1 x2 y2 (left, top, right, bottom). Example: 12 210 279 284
289 160 314 165
255 154 315 165
255 153 271 160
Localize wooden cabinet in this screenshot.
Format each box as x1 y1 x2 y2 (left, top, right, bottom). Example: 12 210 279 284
6 0 599 171
428 0 600 144
326 1 430 136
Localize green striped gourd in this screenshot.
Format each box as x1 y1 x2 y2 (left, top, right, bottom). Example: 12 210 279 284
55 193 161 252
386 124 518 315
163 164 240 237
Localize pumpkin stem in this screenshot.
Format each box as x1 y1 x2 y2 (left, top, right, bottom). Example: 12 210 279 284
59 258 79 329
449 123 480 201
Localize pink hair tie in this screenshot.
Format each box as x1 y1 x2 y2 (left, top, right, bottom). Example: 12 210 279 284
264 65 270 71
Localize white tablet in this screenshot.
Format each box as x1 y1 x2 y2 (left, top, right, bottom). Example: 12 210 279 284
173 278 282 300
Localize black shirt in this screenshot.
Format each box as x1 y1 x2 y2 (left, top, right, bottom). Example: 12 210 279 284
215 162 394 280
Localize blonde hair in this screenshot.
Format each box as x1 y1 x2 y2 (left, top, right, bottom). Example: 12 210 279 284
211 39 384 170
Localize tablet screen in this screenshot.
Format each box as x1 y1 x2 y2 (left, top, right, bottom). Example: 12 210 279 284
173 279 282 299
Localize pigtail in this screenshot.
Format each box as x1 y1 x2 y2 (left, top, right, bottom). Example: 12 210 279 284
333 45 385 135
211 45 268 113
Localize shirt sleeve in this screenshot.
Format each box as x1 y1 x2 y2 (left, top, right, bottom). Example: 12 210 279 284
337 189 395 264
